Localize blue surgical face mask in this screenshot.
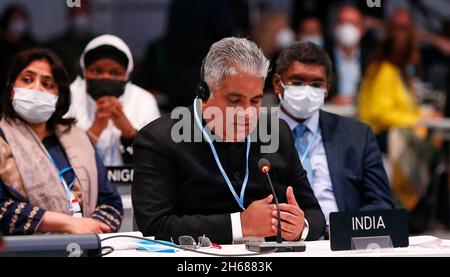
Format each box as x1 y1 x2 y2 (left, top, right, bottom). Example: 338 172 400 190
12 87 58 123
279 82 326 119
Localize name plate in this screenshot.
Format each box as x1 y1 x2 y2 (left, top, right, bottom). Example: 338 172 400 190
329 209 409 251
106 166 134 185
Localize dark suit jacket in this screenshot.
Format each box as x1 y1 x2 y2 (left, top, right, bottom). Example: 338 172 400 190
132 106 326 244
318 110 394 212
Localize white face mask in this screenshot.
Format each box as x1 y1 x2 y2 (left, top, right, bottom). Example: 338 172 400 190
72 14 90 32
279 82 326 119
300 35 324 48
8 19 28 36
335 23 361 48
276 28 295 49
12 88 58 123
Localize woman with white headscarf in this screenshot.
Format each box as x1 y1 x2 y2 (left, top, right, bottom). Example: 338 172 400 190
67 35 160 166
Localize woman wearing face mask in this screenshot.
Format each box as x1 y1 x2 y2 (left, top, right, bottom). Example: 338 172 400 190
66 35 160 166
0 49 123 235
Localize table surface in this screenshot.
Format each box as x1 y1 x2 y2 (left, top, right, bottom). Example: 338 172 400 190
103 235 450 257
322 104 356 118
418 118 450 130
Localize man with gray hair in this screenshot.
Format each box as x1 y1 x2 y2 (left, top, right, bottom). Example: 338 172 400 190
132 37 325 244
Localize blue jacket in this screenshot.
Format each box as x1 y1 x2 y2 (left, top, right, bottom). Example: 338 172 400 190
318 110 394 212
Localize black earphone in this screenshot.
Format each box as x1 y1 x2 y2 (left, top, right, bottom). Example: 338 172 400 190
195 58 211 101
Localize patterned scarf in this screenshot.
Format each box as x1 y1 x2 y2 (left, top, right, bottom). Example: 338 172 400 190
0 118 98 216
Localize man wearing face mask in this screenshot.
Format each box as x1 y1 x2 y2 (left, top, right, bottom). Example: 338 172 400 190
297 16 324 48
326 4 371 105
274 42 394 231
66 35 160 166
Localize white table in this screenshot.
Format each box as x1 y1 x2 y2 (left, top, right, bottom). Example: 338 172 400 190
417 118 450 140
103 235 450 257
322 104 356 118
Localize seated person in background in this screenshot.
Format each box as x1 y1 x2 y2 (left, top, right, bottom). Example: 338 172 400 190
0 49 123 235
66 35 160 166
326 4 369 105
358 21 420 153
273 42 394 228
133 37 325 244
297 16 324 48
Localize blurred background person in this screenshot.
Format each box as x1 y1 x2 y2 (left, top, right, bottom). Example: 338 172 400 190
357 17 421 153
251 10 294 60
0 4 36 95
291 0 331 32
139 0 250 111
66 35 160 166
0 49 123 235
326 4 371 105
297 16 324 47
357 18 444 233
251 10 295 93
46 0 95 82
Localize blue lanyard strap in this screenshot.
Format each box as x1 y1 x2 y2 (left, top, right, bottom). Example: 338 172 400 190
48 155 76 209
193 98 250 210
24 126 76 211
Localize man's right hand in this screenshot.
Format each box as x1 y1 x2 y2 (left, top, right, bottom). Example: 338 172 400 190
240 195 276 238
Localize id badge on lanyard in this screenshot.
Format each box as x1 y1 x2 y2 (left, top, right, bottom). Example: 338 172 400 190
49 156 83 218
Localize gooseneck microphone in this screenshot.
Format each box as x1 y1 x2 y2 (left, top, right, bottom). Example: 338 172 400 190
245 158 306 253
258 158 282 244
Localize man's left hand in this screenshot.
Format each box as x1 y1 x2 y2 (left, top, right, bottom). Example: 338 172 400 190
271 186 305 241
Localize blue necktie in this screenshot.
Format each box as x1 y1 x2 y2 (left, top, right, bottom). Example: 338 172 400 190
294 124 314 185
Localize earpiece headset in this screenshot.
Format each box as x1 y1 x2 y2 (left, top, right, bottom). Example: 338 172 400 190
195 58 210 101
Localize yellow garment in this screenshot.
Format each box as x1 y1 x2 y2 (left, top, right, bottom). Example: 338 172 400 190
358 62 420 134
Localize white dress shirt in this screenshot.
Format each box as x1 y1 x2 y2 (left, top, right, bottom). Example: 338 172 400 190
335 47 361 98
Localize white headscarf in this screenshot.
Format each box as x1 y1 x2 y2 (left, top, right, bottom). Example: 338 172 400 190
66 34 160 166
79 34 134 79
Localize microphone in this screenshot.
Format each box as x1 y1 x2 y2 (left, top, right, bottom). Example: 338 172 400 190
245 158 306 253
258 158 282 243
0 234 101 257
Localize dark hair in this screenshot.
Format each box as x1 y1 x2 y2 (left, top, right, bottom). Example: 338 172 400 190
276 42 333 83
1 48 76 130
369 23 418 87
372 25 417 70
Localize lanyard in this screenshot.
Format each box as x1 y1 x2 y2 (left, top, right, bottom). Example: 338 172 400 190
48 155 76 212
299 125 320 165
193 98 250 210
24 125 79 215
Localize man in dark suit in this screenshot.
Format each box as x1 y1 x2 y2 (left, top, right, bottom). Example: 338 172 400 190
132 38 325 244
273 42 394 229
324 4 374 105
